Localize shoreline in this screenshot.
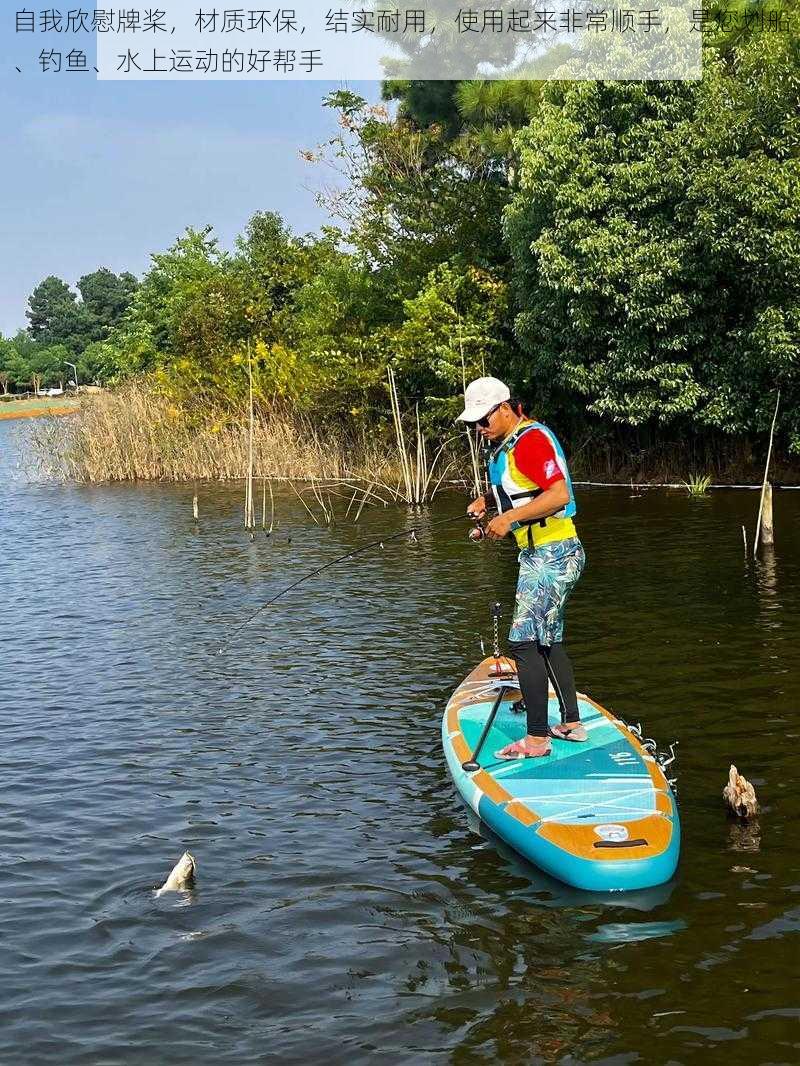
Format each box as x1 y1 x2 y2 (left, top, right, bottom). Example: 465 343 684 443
0 406 76 421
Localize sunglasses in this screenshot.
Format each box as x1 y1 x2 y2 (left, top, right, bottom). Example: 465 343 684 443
474 402 504 428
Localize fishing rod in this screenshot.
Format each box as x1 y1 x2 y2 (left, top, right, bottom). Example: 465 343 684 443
218 511 473 653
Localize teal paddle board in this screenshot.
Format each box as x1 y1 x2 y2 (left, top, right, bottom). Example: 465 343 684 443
442 656 680 891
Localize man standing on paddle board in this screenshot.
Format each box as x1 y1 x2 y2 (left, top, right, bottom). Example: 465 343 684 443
458 376 586 760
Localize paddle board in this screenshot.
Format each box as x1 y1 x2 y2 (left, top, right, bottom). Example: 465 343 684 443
442 657 680 892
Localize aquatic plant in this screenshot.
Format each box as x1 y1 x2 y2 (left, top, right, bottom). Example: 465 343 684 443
682 474 712 498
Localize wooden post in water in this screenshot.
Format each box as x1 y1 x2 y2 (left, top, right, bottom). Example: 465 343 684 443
761 482 774 547
753 390 780 557
192 488 199 522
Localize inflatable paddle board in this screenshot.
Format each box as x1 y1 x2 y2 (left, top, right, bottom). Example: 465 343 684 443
442 657 680 891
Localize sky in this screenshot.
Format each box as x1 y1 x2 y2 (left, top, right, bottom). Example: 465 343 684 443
0 25 380 336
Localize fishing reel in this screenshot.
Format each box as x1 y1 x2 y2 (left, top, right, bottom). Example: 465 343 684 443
467 505 491 541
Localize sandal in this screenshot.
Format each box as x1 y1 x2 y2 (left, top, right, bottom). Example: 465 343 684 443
494 737 551 760
549 723 588 743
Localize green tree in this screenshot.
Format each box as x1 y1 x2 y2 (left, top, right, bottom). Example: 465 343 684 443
310 91 511 308
3 349 31 392
391 261 513 425
0 331 43 391
0 335 15 393
26 276 82 351
29 343 69 391
505 22 800 446
117 226 229 375
76 340 124 384
77 268 138 342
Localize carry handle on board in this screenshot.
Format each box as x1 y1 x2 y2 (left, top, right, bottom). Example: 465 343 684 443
462 684 511 772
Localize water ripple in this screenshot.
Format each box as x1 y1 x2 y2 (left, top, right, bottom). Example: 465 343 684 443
2 424 800 1062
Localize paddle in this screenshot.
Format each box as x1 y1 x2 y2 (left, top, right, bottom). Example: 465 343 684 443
461 683 511 772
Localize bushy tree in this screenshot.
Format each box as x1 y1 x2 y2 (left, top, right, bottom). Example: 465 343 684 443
77 341 124 384
24 270 138 365
77 268 138 342
0 335 26 392
0 331 46 391
505 21 800 447
391 261 514 425
30 343 70 391
27 276 82 351
309 91 511 308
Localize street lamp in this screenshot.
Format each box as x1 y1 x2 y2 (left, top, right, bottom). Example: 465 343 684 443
65 362 78 390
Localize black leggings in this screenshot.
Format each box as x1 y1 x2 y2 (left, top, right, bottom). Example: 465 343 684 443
510 640 580 738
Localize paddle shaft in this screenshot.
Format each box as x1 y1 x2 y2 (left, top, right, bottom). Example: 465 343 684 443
462 684 511 772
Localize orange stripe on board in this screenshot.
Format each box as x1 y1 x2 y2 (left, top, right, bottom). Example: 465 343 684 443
450 733 472 765
473 770 511 808
538 814 674 862
504 800 539 827
656 791 673 815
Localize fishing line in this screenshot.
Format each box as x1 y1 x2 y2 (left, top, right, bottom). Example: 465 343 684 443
217 512 472 653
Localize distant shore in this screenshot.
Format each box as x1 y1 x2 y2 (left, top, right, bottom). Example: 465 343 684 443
0 397 79 421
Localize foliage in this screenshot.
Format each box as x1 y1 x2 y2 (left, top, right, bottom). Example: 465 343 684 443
25 270 136 359
391 261 513 426
505 20 800 448
77 341 125 385
26 276 80 349
14 18 800 476
77 268 138 343
310 90 511 304
683 474 713 497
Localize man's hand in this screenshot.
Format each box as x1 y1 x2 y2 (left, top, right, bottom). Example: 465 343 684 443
485 513 513 540
467 494 487 519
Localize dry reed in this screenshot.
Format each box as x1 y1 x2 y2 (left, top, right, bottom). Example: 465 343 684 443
386 367 455 505
25 379 477 508
27 380 408 485
457 314 484 501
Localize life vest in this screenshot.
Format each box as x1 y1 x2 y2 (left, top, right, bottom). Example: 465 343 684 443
486 419 577 550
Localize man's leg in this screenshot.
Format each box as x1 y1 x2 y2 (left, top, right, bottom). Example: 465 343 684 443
509 640 549 739
539 642 580 724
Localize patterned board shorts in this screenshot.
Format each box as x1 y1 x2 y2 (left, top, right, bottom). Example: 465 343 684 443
509 537 586 647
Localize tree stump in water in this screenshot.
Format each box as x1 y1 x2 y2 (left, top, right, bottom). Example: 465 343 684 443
723 765 759 820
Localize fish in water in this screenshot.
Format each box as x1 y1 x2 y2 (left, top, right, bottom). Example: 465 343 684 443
156 851 197 894
723 765 759 820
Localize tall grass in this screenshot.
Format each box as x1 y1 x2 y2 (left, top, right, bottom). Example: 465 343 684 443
386 366 457 505
27 379 407 485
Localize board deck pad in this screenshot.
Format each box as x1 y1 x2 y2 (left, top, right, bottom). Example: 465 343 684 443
442 658 680 891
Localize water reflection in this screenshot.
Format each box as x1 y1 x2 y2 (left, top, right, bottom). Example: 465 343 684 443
755 545 782 629
468 813 677 913
587 920 687 944
728 820 762 853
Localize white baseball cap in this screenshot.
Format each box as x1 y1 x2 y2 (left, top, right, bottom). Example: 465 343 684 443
456 376 511 422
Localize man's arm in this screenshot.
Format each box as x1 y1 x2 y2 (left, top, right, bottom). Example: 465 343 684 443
484 481 569 539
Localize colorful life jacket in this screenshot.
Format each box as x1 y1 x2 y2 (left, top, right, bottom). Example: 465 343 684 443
486 419 577 550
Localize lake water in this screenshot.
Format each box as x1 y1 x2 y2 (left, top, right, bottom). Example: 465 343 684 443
2 417 799 1064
